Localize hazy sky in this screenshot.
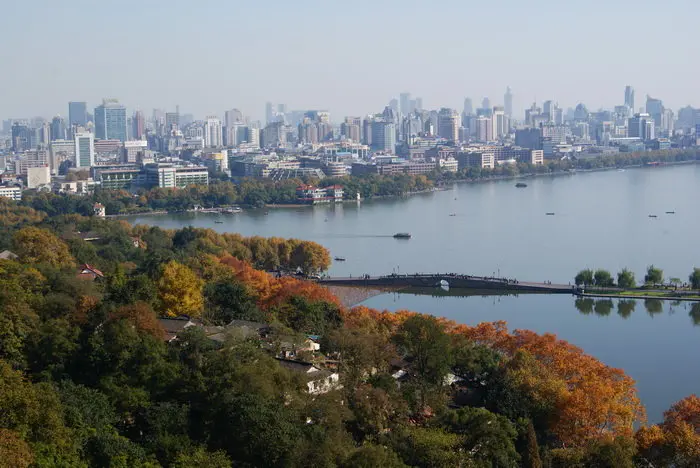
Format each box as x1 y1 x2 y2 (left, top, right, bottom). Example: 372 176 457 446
2 0 698 122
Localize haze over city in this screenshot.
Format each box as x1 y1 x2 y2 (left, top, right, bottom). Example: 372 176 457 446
3 0 699 120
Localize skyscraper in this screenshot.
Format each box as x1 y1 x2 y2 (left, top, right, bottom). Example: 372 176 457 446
437 108 460 142
11 123 31 152
204 117 223 147
225 109 244 128
414 97 423 111
265 102 275 124
74 132 95 167
504 87 513 117
68 102 88 127
370 120 396 153
624 86 635 110
463 98 473 116
492 106 507 138
481 97 491 111
94 99 127 141
50 116 66 141
645 95 664 127
165 111 180 130
400 92 412 116
132 111 145 140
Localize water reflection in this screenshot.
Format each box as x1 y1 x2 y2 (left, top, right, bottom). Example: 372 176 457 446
574 297 700 325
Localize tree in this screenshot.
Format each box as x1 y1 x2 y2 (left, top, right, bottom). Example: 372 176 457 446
689 268 700 290
575 269 594 286
594 269 614 287
171 447 231 468
617 269 636 289
644 265 663 286
393 427 466 468
0 429 33 468
342 445 407 468
438 406 520 467
203 279 263 325
670 277 682 290
12 227 75 268
519 420 542 468
393 315 453 389
157 261 204 318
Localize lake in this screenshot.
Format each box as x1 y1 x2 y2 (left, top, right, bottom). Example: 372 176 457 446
125 163 700 422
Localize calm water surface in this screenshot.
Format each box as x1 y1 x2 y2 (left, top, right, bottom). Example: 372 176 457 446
126 164 700 422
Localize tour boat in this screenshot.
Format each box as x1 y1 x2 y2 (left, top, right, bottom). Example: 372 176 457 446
393 233 412 239
515 182 527 188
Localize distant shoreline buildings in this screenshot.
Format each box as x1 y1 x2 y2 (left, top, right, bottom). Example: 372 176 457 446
0 85 696 198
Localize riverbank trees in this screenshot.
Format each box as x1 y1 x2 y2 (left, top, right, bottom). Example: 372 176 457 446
0 200 695 466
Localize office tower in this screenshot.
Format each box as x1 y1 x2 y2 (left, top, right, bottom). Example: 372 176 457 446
400 92 412 116
204 117 223 147
645 95 664 127
389 99 399 116
492 106 507 138
437 108 460 141
94 99 127 141
265 102 274 124
551 106 563 126
463 98 473 116
628 113 655 140
132 111 145 140
68 101 88 127
475 116 493 142
165 111 180 130
277 104 287 114
574 103 589 122
74 132 95 167
341 117 361 143
481 97 491 111
11 123 31 152
414 97 423 111
225 109 244 128
543 101 554 121
50 116 66 141
370 120 395 153
504 87 513 117
624 86 635 110
39 123 51 145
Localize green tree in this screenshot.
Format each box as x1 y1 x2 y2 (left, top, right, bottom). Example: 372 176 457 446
519 420 542 468
575 269 594 286
617 269 636 289
393 315 453 410
342 445 407 468
393 427 465 468
171 447 232 468
644 265 663 286
438 406 519 467
204 279 263 325
157 261 204 318
689 268 700 289
594 269 614 287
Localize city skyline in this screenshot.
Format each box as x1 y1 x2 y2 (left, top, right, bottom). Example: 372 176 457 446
2 0 699 121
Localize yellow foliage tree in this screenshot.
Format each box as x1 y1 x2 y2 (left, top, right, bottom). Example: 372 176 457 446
157 261 204 318
12 227 75 268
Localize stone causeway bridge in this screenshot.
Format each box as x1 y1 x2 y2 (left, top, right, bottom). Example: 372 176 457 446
318 273 578 294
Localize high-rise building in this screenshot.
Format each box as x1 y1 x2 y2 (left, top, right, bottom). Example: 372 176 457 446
165 112 180 131
504 87 513 117
400 92 412 116
370 120 396 153
68 101 88 127
94 99 127 141
481 97 491 111
74 132 95 168
414 97 423 111
624 86 635 110
437 108 460 142
492 106 507 138
463 98 473 116
341 117 362 143
277 104 287 114
265 102 275 124
11 123 31 153
389 99 399 116
645 95 664 127
132 111 145 140
628 113 655 141
475 116 493 142
542 101 554 121
204 117 223 147
50 116 67 141
225 109 244 128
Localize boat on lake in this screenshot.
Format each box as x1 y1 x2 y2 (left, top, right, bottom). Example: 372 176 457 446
393 233 412 239
222 207 242 214
649 214 658 218
334 257 346 262
214 220 224 224
515 182 528 188
666 211 675 214
546 212 555 216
